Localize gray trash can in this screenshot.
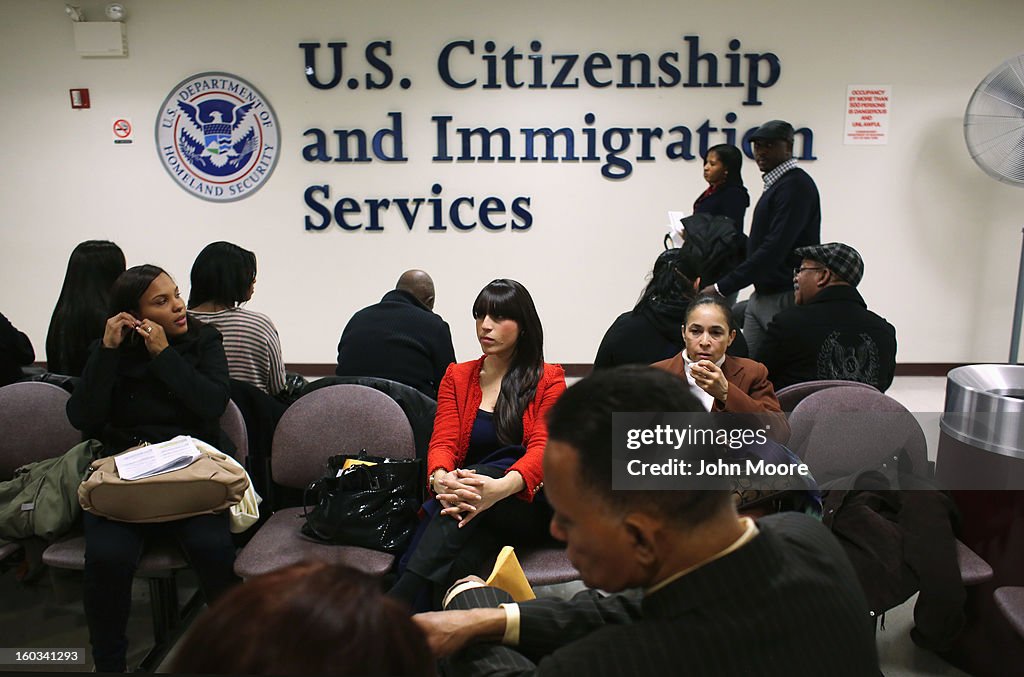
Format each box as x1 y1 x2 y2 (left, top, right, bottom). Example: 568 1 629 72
936 364 1024 489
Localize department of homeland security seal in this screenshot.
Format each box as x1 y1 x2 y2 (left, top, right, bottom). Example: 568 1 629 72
155 72 279 202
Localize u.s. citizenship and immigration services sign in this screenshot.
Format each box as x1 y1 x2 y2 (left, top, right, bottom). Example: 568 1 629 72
155 72 280 202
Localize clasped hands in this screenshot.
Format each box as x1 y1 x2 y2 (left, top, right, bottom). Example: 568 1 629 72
432 469 521 528
689 359 729 403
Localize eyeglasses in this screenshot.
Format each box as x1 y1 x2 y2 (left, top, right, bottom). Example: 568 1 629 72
793 266 826 276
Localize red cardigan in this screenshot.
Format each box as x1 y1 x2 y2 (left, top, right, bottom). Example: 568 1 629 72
427 357 566 502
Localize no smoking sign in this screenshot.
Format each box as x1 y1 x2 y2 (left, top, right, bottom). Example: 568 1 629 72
112 118 133 144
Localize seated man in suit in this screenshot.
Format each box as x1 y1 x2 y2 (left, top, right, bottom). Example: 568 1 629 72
335 269 456 398
414 366 879 676
759 242 897 392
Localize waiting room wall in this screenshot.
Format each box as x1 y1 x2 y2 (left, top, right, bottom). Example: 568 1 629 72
1 0 1022 366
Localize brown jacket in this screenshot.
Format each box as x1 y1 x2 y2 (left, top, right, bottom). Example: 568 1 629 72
651 354 790 443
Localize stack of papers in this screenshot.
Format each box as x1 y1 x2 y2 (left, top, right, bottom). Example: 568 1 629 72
113 435 203 481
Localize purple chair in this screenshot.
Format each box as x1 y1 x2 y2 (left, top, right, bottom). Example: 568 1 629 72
41 399 250 671
958 540 994 586
787 386 928 479
233 384 416 579
0 381 81 480
0 541 20 565
775 379 879 413
789 388 991 587
995 587 1024 639
0 382 82 568
517 546 579 587
219 398 249 467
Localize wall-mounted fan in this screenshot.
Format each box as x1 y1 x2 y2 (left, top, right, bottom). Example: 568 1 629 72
964 54 1024 363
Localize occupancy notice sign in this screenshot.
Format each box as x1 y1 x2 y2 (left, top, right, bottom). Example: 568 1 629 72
845 85 890 145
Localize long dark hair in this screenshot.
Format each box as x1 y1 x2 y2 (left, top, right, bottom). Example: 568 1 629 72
706 143 744 188
45 240 125 376
187 241 257 309
472 279 544 446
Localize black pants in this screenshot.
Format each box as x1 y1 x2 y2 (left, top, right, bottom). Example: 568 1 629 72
400 465 554 608
82 512 238 672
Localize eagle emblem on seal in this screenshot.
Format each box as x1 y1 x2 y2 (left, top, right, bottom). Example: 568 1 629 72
176 99 258 177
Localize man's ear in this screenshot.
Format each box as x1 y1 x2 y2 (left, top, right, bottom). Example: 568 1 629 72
693 276 701 292
622 511 661 569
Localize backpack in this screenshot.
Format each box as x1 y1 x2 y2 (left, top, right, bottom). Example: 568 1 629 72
0 440 101 541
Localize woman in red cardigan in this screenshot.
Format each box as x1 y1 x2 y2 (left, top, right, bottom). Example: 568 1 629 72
390 279 566 608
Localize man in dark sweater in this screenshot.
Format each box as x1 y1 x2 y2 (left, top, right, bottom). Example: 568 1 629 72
336 270 456 398
704 120 821 359
759 242 897 392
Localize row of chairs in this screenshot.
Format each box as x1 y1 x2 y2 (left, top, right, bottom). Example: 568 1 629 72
232 383 577 584
5 377 993 666
0 380 577 668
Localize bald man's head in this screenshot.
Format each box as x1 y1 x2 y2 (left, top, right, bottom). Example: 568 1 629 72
396 269 436 310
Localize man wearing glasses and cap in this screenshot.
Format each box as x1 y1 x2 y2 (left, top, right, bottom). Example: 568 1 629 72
759 242 897 392
702 120 821 360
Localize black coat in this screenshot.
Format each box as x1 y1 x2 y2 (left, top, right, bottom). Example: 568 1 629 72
67 323 231 455
593 304 748 370
336 289 456 398
759 285 897 392
0 312 35 387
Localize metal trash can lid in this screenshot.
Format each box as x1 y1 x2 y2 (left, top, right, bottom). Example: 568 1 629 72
940 364 1024 458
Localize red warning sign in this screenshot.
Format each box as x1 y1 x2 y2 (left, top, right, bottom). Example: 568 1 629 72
844 86 890 145
112 118 133 144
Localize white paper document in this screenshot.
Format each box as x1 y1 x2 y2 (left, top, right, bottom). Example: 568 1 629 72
666 211 687 248
113 435 203 481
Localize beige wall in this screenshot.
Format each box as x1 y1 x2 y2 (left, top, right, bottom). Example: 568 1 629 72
2 0 1023 365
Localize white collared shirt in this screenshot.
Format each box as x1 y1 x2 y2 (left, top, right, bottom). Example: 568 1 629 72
682 351 726 412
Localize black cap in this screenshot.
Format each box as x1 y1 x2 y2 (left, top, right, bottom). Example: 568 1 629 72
750 120 795 142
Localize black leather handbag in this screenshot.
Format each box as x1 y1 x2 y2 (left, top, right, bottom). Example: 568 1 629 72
301 451 423 554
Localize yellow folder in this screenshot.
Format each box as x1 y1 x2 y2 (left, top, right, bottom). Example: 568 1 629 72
485 546 536 602
340 458 377 471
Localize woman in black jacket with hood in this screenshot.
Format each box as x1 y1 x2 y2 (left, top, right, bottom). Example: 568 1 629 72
68 264 238 673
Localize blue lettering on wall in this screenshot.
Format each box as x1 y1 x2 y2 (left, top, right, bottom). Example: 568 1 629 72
302 182 534 232
425 35 781 104
297 34 815 232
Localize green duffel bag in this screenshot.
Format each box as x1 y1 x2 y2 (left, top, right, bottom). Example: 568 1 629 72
0 440 101 541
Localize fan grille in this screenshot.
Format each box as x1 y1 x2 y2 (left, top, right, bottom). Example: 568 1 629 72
964 54 1024 186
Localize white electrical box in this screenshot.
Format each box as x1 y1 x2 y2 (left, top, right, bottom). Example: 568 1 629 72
73 22 127 57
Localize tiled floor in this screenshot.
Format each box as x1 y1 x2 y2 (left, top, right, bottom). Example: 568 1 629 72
0 376 991 675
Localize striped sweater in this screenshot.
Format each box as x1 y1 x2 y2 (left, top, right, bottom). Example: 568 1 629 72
188 307 286 395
